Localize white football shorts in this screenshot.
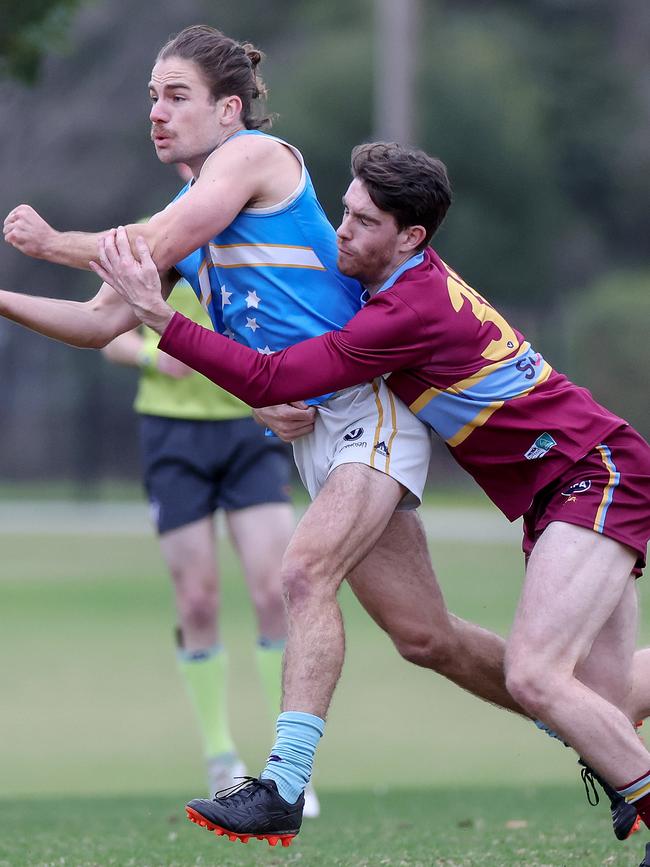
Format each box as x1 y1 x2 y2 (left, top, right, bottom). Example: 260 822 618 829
292 378 431 509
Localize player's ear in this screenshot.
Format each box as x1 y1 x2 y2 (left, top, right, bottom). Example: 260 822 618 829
402 224 426 254
220 94 243 123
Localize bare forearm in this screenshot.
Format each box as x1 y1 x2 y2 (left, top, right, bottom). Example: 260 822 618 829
0 288 138 349
4 205 115 271
39 219 182 276
27 223 163 274
36 229 115 271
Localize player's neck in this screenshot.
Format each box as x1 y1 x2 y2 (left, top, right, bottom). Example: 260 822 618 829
191 124 247 178
218 123 247 149
365 252 414 296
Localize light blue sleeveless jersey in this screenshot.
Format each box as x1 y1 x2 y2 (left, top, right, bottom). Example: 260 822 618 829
173 131 361 361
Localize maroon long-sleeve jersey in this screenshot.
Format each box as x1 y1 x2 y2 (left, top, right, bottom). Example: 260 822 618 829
160 248 625 519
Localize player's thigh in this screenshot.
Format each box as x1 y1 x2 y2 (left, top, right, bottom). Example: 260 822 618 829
283 462 406 586
138 415 218 535
218 416 294 588
576 576 638 709
217 417 295 595
508 521 637 673
226 502 294 593
348 510 450 637
158 514 219 589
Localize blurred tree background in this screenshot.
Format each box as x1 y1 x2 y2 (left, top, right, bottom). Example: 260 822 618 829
0 0 648 490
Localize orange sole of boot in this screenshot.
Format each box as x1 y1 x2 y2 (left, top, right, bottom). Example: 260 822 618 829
186 806 297 847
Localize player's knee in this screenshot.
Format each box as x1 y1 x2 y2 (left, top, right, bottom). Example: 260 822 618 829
505 657 553 717
281 556 332 611
394 631 456 672
181 600 218 634
250 583 286 622
175 582 219 633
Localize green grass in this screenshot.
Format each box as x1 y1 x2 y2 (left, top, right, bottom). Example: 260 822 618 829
1 789 646 866
1 509 649 865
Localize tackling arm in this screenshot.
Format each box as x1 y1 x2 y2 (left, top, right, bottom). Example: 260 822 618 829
85 224 429 409
159 294 427 407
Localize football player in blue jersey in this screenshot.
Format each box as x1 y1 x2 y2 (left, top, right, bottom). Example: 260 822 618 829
4 24 531 846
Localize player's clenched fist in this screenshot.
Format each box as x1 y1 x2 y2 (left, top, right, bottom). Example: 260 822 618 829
3 204 57 259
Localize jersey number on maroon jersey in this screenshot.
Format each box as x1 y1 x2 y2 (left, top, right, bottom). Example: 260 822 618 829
445 270 520 362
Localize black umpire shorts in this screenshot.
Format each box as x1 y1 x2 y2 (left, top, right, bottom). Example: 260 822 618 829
138 414 292 535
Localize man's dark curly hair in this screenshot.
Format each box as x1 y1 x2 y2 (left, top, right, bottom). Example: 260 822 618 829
350 142 452 250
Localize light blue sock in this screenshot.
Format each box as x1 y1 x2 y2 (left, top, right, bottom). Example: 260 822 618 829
260 711 324 804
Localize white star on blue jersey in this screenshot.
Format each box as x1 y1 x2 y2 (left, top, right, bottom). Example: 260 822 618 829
257 345 274 355
245 317 260 332
246 290 261 309
222 327 235 339
220 285 232 307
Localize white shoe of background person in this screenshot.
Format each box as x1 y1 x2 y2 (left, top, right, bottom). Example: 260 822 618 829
303 781 321 819
206 753 247 797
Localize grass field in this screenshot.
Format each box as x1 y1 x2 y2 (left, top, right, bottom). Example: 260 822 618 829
2 788 647 866
1 502 649 865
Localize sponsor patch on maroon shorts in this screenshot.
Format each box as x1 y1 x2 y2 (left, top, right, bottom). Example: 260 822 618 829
522 425 650 575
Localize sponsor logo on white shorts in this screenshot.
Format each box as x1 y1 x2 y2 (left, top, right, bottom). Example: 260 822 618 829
344 427 365 442
374 440 390 458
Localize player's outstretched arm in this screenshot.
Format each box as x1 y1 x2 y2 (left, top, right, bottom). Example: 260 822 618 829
0 281 141 349
4 205 116 272
4 135 274 275
3 205 168 274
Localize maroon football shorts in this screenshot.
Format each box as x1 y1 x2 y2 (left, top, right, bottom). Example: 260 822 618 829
522 425 650 576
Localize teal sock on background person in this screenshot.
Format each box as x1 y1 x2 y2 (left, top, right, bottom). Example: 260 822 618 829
260 711 324 803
